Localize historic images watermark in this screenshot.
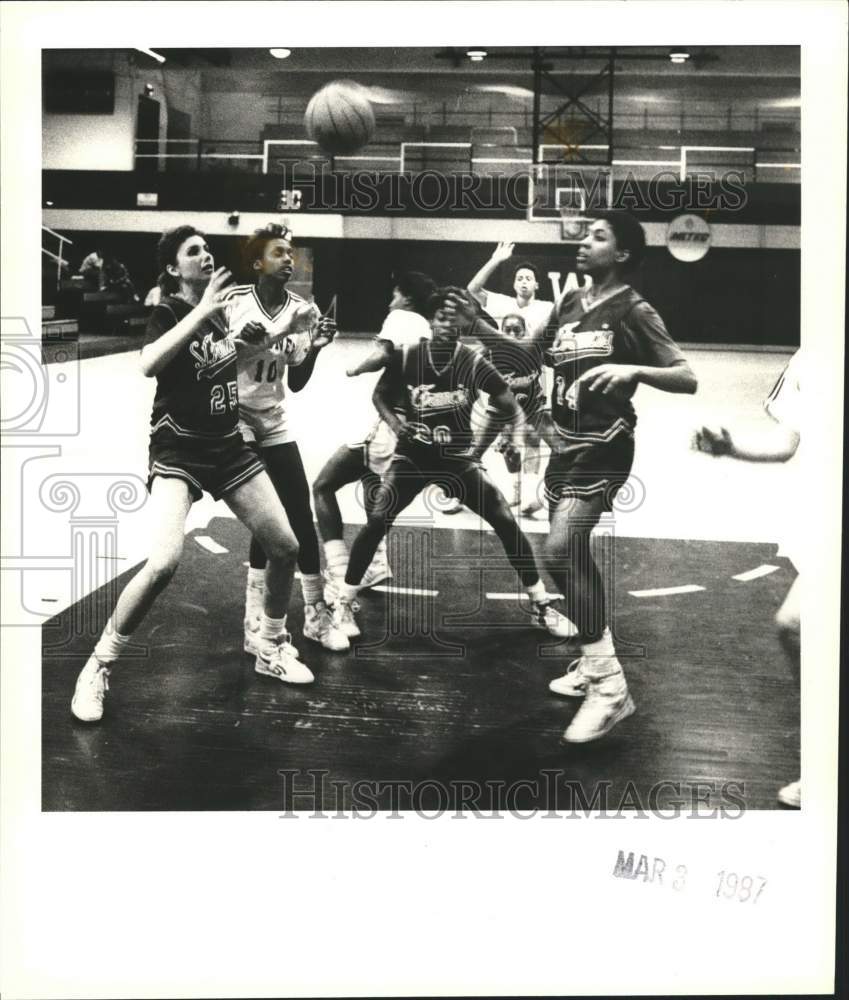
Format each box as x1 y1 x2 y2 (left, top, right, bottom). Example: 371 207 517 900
1 316 148 655
278 768 747 818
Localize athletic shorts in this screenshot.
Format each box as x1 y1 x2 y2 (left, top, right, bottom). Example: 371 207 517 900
348 418 397 476
391 445 479 494
239 402 292 448
147 426 264 502
544 430 635 512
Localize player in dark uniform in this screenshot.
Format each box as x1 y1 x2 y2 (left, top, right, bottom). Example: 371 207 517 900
71 226 314 724
472 311 547 515
443 213 697 742
537 211 697 741
331 287 574 640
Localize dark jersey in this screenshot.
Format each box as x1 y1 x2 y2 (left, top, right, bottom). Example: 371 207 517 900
144 296 240 438
477 333 544 414
542 286 685 441
385 339 508 455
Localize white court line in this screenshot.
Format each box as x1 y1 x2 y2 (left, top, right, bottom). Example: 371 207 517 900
370 585 439 597
486 592 563 600
733 564 780 582
194 536 228 555
629 584 706 598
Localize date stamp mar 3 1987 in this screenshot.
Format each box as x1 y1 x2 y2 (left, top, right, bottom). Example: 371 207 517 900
612 849 768 904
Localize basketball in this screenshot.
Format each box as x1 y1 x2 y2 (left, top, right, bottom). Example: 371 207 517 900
305 80 376 156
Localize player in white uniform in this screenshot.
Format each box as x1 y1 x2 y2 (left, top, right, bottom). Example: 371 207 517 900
467 242 555 336
226 222 349 654
312 272 436 636
695 350 802 807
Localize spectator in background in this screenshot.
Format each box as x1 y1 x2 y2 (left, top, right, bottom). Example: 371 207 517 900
102 255 140 303
78 248 106 289
78 247 139 303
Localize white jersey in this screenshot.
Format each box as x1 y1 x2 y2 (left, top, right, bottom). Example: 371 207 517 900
481 290 554 335
225 284 314 445
351 309 432 472
377 308 431 348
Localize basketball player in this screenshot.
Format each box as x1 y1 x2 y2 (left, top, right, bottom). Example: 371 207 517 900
538 211 697 742
332 287 575 641
71 227 314 723
471 311 546 517
226 223 349 654
446 214 698 742
312 272 436 636
467 241 554 336
694 351 801 807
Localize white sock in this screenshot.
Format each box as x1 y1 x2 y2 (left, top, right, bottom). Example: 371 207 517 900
245 568 265 620
324 539 349 580
93 623 130 664
259 613 287 644
524 579 546 604
338 582 359 603
581 628 622 678
300 573 324 607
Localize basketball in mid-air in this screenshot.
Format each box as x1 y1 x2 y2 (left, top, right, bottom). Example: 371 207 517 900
305 80 376 156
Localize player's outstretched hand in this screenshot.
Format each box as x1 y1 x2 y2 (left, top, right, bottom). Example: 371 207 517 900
693 425 734 456
491 241 515 263
236 320 270 345
395 421 417 443
199 267 232 315
577 363 639 396
442 289 479 333
289 300 322 335
313 315 337 350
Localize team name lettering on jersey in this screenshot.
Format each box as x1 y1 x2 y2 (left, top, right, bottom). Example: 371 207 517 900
189 332 237 380
409 384 470 411
549 323 615 364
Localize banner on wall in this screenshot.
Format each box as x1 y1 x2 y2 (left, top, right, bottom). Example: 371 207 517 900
666 213 712 262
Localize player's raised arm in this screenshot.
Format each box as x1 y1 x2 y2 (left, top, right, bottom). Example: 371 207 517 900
288 311 337 392
466 241 515 304
140 267 232 377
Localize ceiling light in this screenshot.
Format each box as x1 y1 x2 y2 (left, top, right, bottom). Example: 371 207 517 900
466 48 487 62
137 48 166 64
270 48 292 59
669 49 690 64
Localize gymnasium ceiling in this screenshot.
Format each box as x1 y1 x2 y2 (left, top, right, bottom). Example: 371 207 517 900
43 46 801 106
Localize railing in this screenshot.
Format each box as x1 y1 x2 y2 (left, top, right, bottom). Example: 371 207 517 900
41 226 73 290
261 99 798 136
132 138 800 184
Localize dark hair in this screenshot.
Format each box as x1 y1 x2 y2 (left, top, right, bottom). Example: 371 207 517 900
591 210 646 271
244 221 293 270
394 271 437 315
513 261 539 283
156 225 205 293
501 312 527 332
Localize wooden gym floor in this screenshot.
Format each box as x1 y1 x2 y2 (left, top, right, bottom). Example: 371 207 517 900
38 340 799 811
